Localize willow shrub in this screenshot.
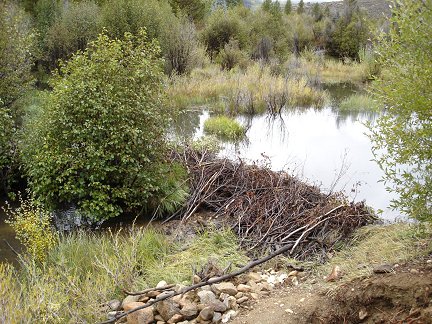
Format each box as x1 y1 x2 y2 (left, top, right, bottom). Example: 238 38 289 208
369 0 432 222
22 30 171 221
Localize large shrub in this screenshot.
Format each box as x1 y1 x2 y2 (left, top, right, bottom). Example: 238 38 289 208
0 2 36 195
22 30 171 221
369 0 432 221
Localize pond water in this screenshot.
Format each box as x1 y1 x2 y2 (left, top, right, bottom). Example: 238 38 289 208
176 85 401 222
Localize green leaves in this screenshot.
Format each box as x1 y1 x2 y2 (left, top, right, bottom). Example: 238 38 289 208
369 0 432 222
23 30 171 221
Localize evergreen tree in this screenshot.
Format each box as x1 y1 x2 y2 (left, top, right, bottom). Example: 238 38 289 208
284 0 292 15
296 0 304 14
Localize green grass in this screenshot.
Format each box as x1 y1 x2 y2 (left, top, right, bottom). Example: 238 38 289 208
339 93 379 112
316 223 432 285
0 226 248 322
204 116 245 141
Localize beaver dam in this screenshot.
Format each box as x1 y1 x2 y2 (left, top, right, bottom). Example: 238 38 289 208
169 148 376 260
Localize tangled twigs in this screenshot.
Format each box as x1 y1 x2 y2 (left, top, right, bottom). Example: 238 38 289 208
172 148 375 259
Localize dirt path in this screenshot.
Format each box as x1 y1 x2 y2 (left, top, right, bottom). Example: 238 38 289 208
232 258 432 324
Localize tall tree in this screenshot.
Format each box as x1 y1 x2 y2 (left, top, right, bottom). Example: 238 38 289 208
296 0 304 14
284 0 292 15
369 0 432 221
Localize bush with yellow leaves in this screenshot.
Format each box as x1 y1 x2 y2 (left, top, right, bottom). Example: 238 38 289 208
5 196 58 263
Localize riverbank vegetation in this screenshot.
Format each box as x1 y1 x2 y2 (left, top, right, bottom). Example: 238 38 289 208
339 93 378 112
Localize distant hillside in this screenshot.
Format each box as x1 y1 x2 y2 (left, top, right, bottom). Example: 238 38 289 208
313 0 391 19
246 0 392 19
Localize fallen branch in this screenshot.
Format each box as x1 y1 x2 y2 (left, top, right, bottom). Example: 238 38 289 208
123 284 176 296
100 242 294 324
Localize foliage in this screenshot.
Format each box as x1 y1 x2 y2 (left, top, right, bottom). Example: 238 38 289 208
0 2 36 195
4 196 58 263
217 38 248 70
284 0 292 15
297 0 304 14
22 30 170 221
163 17 203 75
328 0 369 59
169 0 211 22
0 227 247 322
204 116 245 141
43 0 101 68
339 93 378 112
0 2 36 106
369 0 432 221
201 8 247 59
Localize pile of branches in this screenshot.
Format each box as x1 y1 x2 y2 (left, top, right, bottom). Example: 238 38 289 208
170 148 376 260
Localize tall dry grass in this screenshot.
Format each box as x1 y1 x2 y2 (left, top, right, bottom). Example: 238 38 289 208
0 226 247 323
168 63 330 113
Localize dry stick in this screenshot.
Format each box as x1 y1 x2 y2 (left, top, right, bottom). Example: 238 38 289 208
123 284 176 296
100 242 296 324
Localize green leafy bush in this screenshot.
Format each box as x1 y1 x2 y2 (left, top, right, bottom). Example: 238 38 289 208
22 30 170 221
369 0 432 222
204 116 245 141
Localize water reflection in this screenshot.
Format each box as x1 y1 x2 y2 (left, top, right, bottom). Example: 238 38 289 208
189 107 399 221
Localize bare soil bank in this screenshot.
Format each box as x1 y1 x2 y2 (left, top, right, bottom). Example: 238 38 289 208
232 257 432 324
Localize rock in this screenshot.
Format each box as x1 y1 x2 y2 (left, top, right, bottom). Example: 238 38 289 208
138 296 150 303
156 321 165 324
179 292 196 307
373 264 393 274
157 280 168 288
259 282 273 291
285 308 294 314
168 314 184 323
156 299 181 321
250 293 259 300
266 275 277 285
107 311 121 319
154 314 165 321
237 284 252 293
147 291 161 298
175 284 187 293
236 296 248 304
287 270 298 277
121 295 141 309
193 275 202 284
221 310 237 323
246 272 262 283
223 296 238 310
326 265 342 281
209 300 228 313
123 302 154 324
213 282 237 296
212 312 222 324
410 268 419 274
291 277 299 286
198 290 218 305
359 308 368 320
199 307 214 321
106 299 122 311
180 302 198 319
219 293 230 301
234 292 243 299
246 280 260 292
277 273 288 284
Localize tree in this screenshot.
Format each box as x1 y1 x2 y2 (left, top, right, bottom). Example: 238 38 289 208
369 0 432 222
296 0 304 14
284 0 292 15
22 31 172 220
0 2 35 195
312 3 322 21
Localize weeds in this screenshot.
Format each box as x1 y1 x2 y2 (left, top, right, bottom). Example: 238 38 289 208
0 226 247 322
168 62 329 113
204 116 245 141
317 223 432 284
339 93 379 112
